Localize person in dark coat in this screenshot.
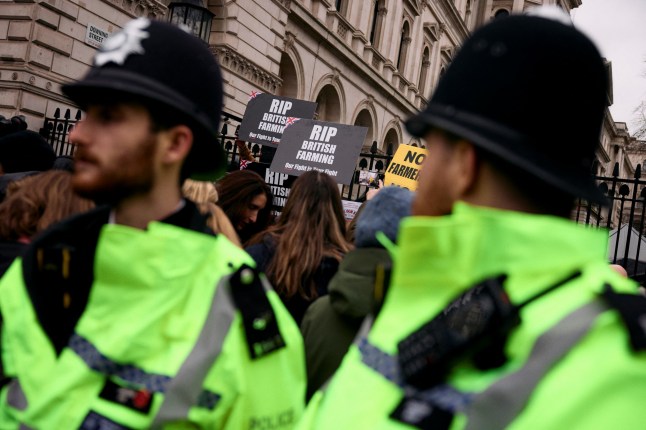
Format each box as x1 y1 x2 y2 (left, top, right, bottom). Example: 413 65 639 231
0 130 56 203
300 186 413 399
0 130 55 175
246 171 352 325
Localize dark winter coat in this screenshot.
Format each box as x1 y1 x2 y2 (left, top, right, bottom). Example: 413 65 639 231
245 236 340 326
0 240 26 278
300 247 390 400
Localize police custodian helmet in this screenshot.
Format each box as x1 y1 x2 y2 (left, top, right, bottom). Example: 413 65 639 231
63 18 226 180
405 9 608 204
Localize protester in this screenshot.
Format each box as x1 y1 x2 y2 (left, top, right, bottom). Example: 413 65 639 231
0 18 305 429
52 155 75 172
0 130 55 174
182 178 241 247
216 169 273 245
0 115 28 138
0 170 94 277
298 9 646 429
301 186 412 399
246 170 352 324
0 130 56 202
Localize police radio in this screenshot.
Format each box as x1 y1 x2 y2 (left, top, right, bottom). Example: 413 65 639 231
397 271 582 390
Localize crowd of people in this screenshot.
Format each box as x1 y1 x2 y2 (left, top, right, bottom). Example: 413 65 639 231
0 6 645 430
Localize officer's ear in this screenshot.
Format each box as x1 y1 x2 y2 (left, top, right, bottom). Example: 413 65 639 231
452 140 480 198
161 125 193 167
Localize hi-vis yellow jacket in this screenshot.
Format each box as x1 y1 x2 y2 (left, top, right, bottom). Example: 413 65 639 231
0 220 305 429
299 203 646 430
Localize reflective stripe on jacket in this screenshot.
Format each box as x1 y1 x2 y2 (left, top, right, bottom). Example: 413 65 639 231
0 221 305 429
299 203 646 430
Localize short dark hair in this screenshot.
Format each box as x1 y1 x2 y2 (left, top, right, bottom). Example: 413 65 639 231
436 128 575 217
86 94 213 182
474 146 575 217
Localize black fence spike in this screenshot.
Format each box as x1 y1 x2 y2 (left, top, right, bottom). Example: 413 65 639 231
636 164 642 179
75 110 82 120
54 108 61 119
64 108 71 120
370 141 378 154
612 162 620 177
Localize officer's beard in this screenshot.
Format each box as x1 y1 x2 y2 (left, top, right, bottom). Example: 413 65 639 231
73 133 158 206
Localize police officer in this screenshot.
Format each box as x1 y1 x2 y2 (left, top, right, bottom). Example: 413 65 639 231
0 19 305 429
299 9 646 430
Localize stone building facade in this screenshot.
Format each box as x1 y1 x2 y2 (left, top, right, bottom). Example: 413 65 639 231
0 0 166 128
0 0 635 171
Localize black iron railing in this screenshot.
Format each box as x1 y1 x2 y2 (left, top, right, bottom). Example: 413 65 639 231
39 108 82 157
577 162 646 283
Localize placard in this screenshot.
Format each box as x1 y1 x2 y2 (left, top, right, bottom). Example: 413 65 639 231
243 162 297 216
384 145 428 191
238 92 317 147
342 200 363 221
269 119 367 185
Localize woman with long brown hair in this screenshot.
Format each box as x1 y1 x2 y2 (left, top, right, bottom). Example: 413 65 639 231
245 170 352 324
216 170 273 246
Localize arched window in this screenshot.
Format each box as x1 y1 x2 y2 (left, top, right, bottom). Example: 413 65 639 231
335 0 349 16
397 21 411 72
369 0 386 49
418 46 431 97
354 109 374 149
315 85 341 122
278 53 298 98
494 9 510 19
383 128 400 155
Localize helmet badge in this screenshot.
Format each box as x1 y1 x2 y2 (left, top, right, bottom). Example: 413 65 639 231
94 18 150 67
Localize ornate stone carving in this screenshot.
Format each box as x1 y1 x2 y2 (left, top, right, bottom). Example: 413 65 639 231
100 0 167 19
284 32 296 51
274 0 292 10
424 23 441 41
212 46 282 93
332 68 341 85
337 21 349 38
441 46 454 59
403 0 421 16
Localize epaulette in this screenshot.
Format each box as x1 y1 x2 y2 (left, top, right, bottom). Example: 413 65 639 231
601 284 646 351
229 264 286 359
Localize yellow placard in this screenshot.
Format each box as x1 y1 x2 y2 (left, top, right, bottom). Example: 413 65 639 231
384 144 428 191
